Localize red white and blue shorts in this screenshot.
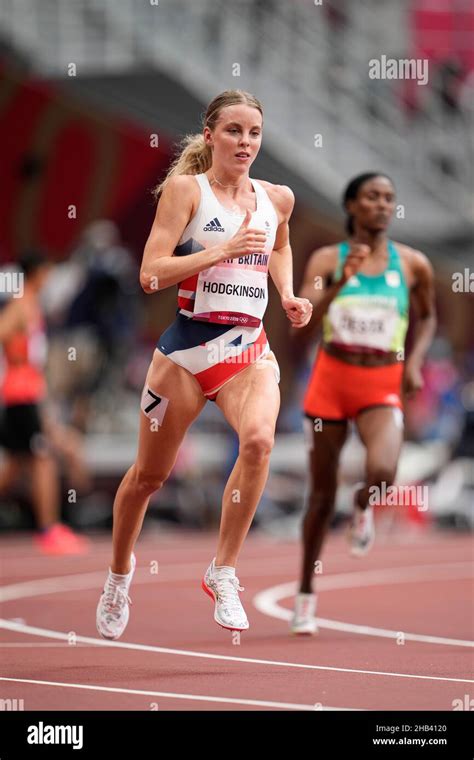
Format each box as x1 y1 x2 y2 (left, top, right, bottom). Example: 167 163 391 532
157 312 280 401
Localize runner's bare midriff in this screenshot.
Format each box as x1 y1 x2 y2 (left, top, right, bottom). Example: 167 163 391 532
322 342 401 367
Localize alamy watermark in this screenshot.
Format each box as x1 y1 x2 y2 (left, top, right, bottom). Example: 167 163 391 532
207 340 265 366
452 694 474 710
368 483 429 512
0 271 24 298
0 697 24 710
369 55 429 86
452 269 473 293
27 721 83 749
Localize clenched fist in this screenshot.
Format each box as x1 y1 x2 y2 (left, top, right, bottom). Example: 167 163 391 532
341 243 371 282
282 295 313 328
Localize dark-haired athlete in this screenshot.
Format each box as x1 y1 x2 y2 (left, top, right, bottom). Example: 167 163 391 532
290 173 436 634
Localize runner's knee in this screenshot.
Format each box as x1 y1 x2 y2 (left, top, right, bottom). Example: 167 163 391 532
366 464 396 488
130 463 168 495
239 430 274 463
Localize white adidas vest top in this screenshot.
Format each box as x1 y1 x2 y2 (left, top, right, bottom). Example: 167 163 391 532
177 172 279 327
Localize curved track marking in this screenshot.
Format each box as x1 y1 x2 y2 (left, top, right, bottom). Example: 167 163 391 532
2 561 471 647
253 563 474 648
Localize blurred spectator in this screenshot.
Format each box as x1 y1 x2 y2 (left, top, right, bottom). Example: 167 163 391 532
0 250 90 554
248 0 276 69
203 0 224 60
66 220 139 361
421 58 470 180
435 58 465 116
44 220 141 431
404 337 463 444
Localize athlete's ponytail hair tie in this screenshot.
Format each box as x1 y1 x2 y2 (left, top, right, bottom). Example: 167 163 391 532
152 133 212 200
153 89 263 201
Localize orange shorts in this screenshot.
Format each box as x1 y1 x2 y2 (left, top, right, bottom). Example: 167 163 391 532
303 348 404 421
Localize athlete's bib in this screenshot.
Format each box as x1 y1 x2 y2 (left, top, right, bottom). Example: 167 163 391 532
327 295 401 351
193 260 269 327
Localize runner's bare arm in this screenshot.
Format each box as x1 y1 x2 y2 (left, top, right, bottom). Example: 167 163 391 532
291 242 370 341
267 186 312 327
0 300 22 344
267 186 295 300
140 176 225 292
290 246 340 341
403 250 437 396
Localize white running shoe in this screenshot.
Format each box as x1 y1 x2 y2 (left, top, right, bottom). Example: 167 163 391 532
348 485 375 557
202 558 249 631
96 553 136 640
290 592 318 635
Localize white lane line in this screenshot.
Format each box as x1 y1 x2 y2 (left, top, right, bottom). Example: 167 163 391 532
0 643 94 648
2 562 471 649
0 676 352 711
0 562 471 651
0 570 135 602
253 563 474 648
304 563 473 591
0 619 472 684
1 560 470 603
0 558 305 600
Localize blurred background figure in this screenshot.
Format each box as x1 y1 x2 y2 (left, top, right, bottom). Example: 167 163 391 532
0 0 472 545
0 251 90 554
44 219 140 432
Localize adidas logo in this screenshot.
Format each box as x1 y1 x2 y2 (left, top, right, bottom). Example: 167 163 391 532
203 217 225 232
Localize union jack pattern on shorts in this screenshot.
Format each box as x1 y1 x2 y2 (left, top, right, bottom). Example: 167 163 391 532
157 312 274 400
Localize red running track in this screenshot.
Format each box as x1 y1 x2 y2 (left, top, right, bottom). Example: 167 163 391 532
0 525 472 711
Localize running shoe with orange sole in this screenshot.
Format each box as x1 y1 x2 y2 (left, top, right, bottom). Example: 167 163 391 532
202 558 249 631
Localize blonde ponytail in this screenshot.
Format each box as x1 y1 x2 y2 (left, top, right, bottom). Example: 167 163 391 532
152 133 212 200
152 89 263 201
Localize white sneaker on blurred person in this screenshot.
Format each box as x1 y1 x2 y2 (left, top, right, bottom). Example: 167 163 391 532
290 592 318 635
96 553 136 640
348 484 375 557
202 558 249 631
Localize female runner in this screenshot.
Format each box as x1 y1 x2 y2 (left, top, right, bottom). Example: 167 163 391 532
291 172 436 634
96 89 312 637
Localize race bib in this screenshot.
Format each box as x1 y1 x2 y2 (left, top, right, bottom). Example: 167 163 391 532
328 300 399 351
193 265 268 326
